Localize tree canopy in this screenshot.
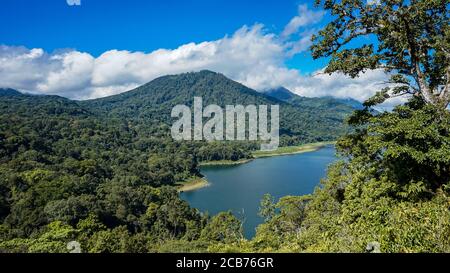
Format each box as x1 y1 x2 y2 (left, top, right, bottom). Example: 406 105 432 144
312 0 450 108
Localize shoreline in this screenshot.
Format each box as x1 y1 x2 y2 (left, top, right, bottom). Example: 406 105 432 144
199 158 254 167
180 142 335 192
177 177 210 193
253 141 335 159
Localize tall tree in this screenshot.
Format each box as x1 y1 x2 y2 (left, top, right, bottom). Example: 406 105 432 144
311 0 450 109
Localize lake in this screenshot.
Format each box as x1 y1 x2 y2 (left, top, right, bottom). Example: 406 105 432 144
180 145 337 238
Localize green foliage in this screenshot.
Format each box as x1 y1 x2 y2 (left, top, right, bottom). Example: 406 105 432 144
200 212 243 244
0 93 209 252
251 101 450 253
312 0 450 108
244 1 449 252
339 101 450 197
0 70 358 253
0 46 448 254
0 221 77 253
258 193 276 222
85 70 354 145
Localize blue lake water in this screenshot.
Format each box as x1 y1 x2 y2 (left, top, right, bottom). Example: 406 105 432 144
180 145 337 238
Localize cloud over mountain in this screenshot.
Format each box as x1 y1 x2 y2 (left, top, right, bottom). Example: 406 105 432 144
0 4 392 104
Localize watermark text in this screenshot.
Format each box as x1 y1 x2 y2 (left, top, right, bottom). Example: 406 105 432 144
171 97 279 151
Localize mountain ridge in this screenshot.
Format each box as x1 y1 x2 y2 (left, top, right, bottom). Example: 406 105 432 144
264 86 364 110
263 87 296 101
0 70 356 145
82 70 353 144
0 88 22 96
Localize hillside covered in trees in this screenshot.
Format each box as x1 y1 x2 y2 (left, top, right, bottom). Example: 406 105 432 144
0 72 358 252
0 0 448 254
83 70 356 145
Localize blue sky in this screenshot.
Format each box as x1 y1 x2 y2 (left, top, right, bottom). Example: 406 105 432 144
0 0 298 52
0 0 327 71
0 0 388 102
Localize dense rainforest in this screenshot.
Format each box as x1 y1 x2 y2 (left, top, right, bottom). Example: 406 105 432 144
0 71 357 252
0 0 449 254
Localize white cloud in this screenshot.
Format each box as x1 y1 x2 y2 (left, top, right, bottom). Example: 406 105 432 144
290 69 389 101
0 4 399 106
281 4 325 38
0 25 292 99
38 51 94 96
285 29 318 56
0 46 94 98
286 69 406 108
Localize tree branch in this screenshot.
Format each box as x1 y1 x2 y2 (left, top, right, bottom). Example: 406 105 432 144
402 15 436 105
438 65 450 107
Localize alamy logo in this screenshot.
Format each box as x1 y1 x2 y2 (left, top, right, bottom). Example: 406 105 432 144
67 0 81 6
171 97 279 151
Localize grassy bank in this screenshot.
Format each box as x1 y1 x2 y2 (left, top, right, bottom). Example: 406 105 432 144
253 141 335 158
177 177 210 192
199 158 254 167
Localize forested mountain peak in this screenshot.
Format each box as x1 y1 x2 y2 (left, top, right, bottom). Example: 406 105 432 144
86 70 279 108
263 87 296 101
264 86 364 111
0 71 356 145
82 70 353 144
0 88 22 97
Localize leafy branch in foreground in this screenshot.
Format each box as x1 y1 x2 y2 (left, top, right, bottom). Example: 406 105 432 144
311 0 450 109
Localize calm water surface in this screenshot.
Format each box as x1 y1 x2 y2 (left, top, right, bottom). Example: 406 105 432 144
180 145 337 238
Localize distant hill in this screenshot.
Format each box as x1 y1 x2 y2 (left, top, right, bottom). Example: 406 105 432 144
264 87 364 110
84 70 354 144
0 90 89 117
264 87 296 101
324 96 365 110
0 88 22 96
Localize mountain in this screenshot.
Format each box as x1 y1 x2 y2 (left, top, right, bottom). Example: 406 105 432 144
84 70 354 144
0 71 356 145
0 90 89 117
0 88 22 96
0 70 356 251
264 87 296 101
85 70 281 121
264 86 365 130
325 96 365 110
264 86 364 110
